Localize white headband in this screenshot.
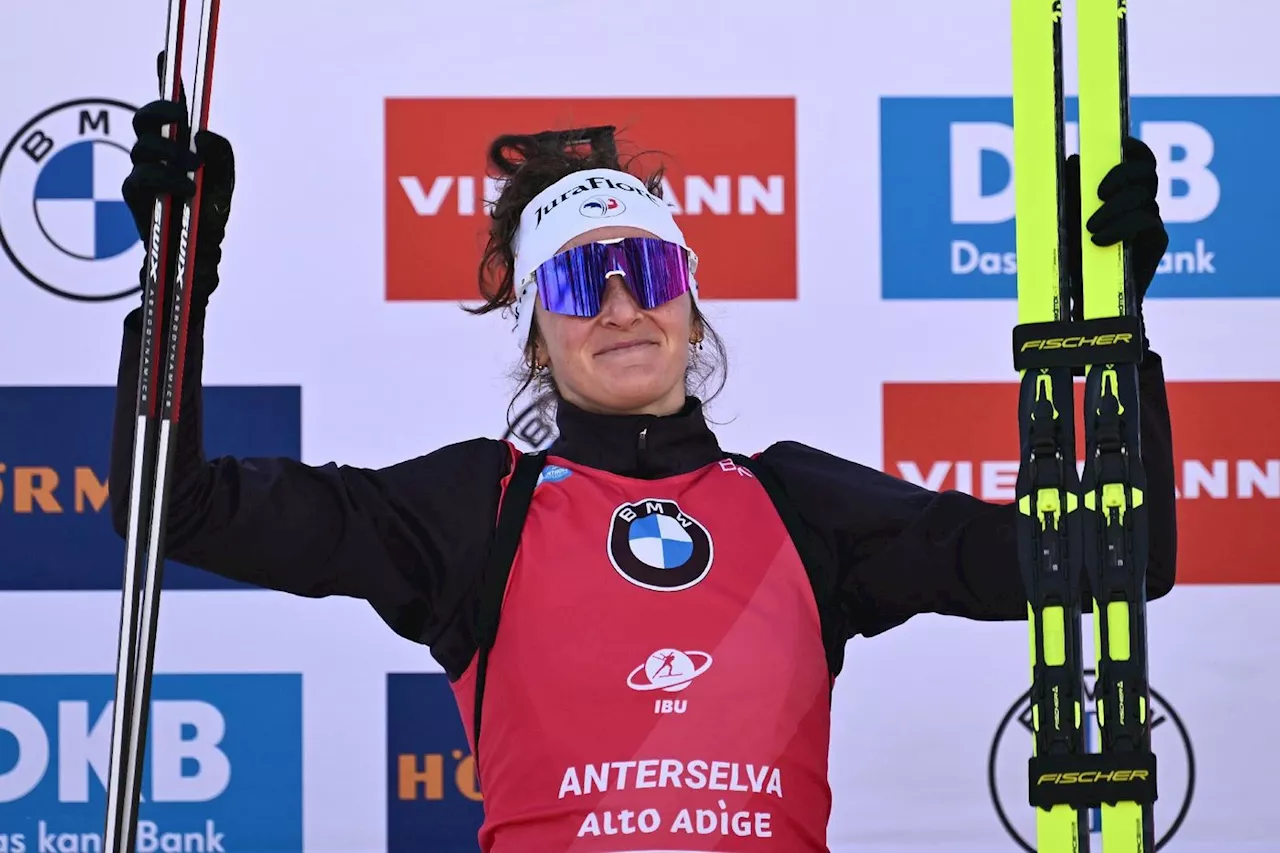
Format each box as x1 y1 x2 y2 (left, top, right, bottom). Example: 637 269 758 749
508 167 698 349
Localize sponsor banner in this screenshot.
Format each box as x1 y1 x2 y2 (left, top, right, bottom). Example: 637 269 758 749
0 99 142 303
987 668 1194 851
881 380 1280 584
0 674 303 852
0 386 302 591
386 673 482 852
384 97 797 303
880 96 1280 299
824 586 1280 853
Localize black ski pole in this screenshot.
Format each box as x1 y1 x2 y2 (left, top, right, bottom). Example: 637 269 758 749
103 2 221 851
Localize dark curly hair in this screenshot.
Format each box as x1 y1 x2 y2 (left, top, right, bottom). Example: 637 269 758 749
466 126 728 426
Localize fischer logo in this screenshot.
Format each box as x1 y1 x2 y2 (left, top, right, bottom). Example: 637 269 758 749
879 95 1280 298
988 669 1195 851
384 97 796 301
882 381 1280 584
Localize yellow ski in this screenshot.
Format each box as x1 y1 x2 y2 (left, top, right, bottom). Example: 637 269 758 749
1011 1 1157 850
1011 2 1090 850
1078 1 1158 850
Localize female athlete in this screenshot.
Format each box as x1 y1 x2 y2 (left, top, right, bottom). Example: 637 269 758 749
112 90 1177 852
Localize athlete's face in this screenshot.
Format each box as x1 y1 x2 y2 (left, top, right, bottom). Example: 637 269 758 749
533 225 695 417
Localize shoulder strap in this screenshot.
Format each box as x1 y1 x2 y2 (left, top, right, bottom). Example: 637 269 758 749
728 453 846 683
472 449 547 787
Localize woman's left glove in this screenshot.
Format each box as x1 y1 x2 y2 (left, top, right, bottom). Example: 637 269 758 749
1065 135 1169 325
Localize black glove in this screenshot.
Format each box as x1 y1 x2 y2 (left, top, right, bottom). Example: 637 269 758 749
121 54 234 313
1065 135 1169 323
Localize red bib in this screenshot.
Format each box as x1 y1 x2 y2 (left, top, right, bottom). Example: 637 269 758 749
451 453 833 852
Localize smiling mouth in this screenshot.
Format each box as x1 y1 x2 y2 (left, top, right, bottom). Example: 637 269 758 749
597 341 656 356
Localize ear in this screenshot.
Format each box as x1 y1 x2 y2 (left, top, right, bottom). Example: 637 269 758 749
689 306 705 345
527 328 550 370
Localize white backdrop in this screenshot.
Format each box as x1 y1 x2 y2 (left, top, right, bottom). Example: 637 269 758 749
1 1 1277 851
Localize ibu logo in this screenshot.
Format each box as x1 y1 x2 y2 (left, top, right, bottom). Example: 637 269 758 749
879 96 1280 299
0 674 303 853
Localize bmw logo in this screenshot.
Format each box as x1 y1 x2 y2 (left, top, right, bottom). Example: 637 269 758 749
607 499 714 592
0 99 144 302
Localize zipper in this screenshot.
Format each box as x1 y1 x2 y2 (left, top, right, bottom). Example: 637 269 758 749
637 427 649 473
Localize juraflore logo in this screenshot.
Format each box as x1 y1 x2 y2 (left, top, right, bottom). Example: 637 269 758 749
384 97 797 302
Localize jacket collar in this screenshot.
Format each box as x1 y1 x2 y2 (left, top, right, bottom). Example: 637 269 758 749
546 395 725 479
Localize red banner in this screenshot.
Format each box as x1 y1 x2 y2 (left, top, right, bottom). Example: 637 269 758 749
384 97 797 303
883 381 1280 584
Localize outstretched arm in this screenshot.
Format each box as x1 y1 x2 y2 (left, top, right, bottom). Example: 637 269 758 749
110 306 511 649
758 349 1176 639
110 90 509 653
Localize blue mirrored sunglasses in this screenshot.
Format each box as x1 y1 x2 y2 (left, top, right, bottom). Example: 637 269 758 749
529 237 696 319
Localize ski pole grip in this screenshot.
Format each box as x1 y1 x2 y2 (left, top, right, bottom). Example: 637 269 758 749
1013 315 1144 371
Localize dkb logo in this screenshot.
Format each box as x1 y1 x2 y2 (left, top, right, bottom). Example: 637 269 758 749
0 674 303 852
879 95 1280 299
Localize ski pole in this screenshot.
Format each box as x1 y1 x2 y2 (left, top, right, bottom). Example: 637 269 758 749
103 2 221 851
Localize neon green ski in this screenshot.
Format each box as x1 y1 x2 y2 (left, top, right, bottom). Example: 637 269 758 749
1011 1 1091 849
1011 1 1157 850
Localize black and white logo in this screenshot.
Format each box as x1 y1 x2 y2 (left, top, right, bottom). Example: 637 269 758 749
608 499 713 592
0 99 143 301
988 670 1195 851
501 400 558 452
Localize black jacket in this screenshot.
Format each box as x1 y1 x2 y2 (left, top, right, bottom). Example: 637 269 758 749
109 307 1178 681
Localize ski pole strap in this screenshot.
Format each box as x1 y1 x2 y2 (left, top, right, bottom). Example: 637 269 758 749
727 453 845 684
1013 315 1144 371
1029 750 1158 810
472 449 548 789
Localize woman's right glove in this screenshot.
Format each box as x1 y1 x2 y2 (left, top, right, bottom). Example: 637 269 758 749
121 56 235 314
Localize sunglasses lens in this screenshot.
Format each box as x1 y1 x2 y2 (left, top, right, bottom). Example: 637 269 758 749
534 244 610 317
616 238 692 309
533 238 692 318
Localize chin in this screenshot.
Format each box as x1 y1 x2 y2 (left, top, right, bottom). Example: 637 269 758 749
594 373 681 413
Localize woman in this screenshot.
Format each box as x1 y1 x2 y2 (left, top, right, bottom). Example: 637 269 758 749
113 93 1177 852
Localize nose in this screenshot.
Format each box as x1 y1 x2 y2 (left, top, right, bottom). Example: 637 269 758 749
597 275 643 326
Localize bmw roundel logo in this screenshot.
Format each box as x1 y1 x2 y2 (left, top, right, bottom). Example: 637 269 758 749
607 499 713 592
579 194 625 219
0 99 144 302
